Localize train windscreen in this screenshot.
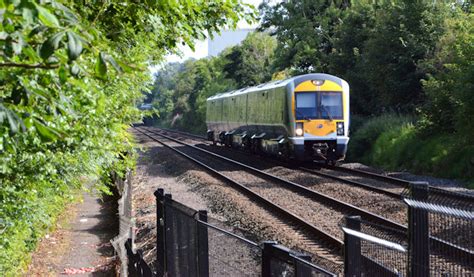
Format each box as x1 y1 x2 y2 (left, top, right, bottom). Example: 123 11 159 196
295 91 343 120
295 92 317 120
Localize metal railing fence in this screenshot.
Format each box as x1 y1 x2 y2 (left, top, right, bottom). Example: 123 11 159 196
404 182 474 276
343 216 407 277
343 182 473 277
154 188 337 277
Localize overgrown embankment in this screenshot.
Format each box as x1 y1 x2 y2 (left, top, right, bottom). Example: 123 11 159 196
0 1 252 274
347 115 474 188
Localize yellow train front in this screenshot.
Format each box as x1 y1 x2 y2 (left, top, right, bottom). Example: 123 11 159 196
206 73 350 163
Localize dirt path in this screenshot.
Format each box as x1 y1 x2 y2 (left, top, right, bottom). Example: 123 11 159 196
28 189 118 276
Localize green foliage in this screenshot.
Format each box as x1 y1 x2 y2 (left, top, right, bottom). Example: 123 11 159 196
223 32 276 87
0 0 252 273
349 115 474 187
358 0 445 114
347 114 415 162
328 2 376 115
150 32 275 133
419 8 474 142
260 0 448 115
259 0 350 74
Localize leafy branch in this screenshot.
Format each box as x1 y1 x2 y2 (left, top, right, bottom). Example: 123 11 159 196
0 62 60 69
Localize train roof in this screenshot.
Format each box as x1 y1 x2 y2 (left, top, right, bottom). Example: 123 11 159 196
207 73 346 101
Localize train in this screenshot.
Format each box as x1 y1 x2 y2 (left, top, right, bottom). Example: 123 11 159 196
205 73 350 163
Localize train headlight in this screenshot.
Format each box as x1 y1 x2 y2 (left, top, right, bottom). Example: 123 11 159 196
337 122 344 136
295 122 304 136
312 80 325 86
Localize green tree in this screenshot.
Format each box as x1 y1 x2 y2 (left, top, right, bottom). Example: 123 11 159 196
150 62 185 120
419 7 474 141
328 2 376 115
0 0 253 273
359 0 445 113
223 32 276 87
150 31 276 133
259 0 349 74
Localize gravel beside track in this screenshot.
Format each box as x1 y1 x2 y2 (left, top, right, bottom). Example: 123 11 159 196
147 127 473 274
157 128 408 226
160 128 473 196
132 129 344 274
139 128 424 263
316 166 404 193
162 137 348 241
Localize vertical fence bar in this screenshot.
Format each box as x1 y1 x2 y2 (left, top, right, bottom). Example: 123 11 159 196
197 210 209 277
262 241 278 277
408 182 429 277
137 249 153 277
126 238 137 276
164 193 176 276
154 188 165 277
176 212 187 275
344 215 362 277
295 254 311 277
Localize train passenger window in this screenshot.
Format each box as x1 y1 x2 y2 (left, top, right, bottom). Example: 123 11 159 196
295 92 317 120
320 92 343 119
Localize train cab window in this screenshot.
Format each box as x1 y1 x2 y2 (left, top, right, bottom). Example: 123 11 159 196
295 91 343 120
295 92 317 120
320 92 343 119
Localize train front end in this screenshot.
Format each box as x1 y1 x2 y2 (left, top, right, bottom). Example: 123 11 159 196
289 74 350 163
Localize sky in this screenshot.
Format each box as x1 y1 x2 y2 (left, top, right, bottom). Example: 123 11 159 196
164 0 265 64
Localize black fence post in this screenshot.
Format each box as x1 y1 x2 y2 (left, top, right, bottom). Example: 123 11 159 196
137 249 153 277
197 210 209 277
154 188 165 277
164 193 175 276
408 182 429 277
262 241 278 277
126 238 136 276
344 215 362 277
295 254 312 277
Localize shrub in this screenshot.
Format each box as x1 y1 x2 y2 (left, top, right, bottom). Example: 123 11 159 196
349 114 474 188
347 114 414 162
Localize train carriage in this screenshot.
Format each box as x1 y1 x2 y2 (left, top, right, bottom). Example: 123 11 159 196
206 73 350 163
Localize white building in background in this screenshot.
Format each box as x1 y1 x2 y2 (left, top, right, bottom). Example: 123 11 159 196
207 28 255 57
159 0 265 65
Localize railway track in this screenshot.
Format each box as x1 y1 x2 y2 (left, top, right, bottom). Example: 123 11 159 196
159 127 473 204
319 164 474 203
143 127 473 262
134 127 345 273
144 127 405 231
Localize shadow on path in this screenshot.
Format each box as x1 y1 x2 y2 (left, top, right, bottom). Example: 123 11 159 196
28 187 119 276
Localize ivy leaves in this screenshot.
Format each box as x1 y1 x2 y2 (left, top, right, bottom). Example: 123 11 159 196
39 31 83 63
35 3 60 27
66 31 82 61
95 52 123 79
39 32 65 60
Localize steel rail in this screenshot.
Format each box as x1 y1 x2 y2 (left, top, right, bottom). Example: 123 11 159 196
148 126 474 256
160 127 473 203
143 127 473 261
297 166 402 199
157 128 404 199
160 127 207 140
324 164 474 203
143 127 406 233
134 127 344 253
